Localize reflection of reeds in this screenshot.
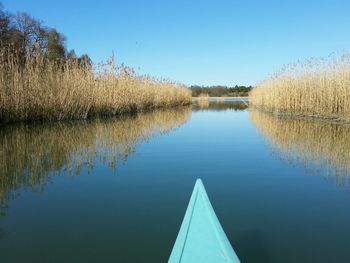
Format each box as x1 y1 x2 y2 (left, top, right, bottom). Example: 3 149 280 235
194 99 210 109
250 110 350 187
0 107 191 214
192 101 248 111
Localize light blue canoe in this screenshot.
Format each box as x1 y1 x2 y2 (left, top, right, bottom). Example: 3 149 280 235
168 179 241 263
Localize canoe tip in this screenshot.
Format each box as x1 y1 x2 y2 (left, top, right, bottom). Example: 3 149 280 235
195 178 204 186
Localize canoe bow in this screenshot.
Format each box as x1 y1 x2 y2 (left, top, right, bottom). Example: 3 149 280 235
168 179 240 263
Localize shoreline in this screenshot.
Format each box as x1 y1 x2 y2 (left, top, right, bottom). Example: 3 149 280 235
249 107 350 125
192 96 249 100
0 103 192 126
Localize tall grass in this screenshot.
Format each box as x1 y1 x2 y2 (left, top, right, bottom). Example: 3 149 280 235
0 48 191 123
249 53 350 120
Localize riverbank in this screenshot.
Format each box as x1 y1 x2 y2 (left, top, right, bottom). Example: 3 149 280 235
249 53 350 121
248 107 350 124
192 96 248 100
0 51 191 123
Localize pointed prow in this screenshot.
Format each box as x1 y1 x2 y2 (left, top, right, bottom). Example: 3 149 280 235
168 178 240 263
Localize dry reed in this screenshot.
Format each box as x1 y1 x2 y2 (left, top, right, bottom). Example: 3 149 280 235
249 53 350 120
0 48 191 123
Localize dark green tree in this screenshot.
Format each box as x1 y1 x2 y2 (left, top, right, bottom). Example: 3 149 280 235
78 54 92 68
45 28 66 62
67 49 77 61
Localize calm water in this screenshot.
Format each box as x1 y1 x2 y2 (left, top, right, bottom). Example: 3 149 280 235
1 101 350 263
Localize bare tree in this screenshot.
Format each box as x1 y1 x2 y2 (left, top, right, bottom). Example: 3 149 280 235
14 12 47 54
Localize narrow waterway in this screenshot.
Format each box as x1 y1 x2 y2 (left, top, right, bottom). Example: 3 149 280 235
1 101 349 263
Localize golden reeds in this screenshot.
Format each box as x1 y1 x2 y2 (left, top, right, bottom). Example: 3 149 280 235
0 48 191 123
249 54 350 120
250 109 350 187
0 107 191 214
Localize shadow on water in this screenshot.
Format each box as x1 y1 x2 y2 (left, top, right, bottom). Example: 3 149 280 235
235 230 271 263
0 227 6 240
192 100 248 111
250 109 350 188
0 107 191 215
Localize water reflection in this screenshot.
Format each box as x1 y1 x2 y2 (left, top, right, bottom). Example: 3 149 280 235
0 107 191 214
0 227 5 240
250 110 350 187
192 100 248 111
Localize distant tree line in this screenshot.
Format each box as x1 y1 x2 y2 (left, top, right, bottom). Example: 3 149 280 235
0 2 91 67
191 85 253 97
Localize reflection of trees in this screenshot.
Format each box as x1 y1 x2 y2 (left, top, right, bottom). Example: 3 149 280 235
192 101 248 111
0 107 191 214
250 110 350 187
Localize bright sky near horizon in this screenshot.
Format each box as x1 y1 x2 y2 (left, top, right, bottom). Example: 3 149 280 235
2 0 350 86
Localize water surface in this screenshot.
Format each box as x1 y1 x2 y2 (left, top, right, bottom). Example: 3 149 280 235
1 101 350 263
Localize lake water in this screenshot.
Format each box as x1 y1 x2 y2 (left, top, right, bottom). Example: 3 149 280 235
1 101 350 263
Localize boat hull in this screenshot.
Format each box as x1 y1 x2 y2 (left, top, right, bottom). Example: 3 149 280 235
168 179 240 263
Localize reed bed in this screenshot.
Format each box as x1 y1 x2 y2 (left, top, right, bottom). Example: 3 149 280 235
0 107 191 215
249 54 350 121
0 49 191 123
250 110 350 187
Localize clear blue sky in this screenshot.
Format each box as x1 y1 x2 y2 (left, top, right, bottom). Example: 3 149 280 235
2 0 350 86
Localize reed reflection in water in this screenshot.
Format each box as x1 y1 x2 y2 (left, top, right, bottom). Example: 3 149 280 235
250 110 350 187
0 107 191 214
192 100 248 111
